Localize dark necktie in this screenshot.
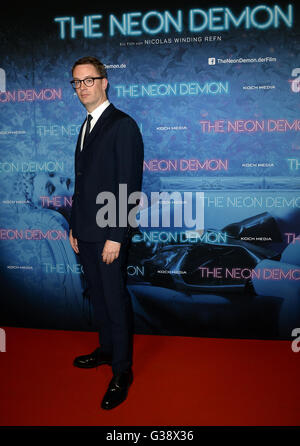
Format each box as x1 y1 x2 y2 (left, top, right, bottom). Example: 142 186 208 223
82 114 93 149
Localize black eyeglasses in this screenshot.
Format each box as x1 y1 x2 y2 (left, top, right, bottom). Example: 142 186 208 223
70 77 105 89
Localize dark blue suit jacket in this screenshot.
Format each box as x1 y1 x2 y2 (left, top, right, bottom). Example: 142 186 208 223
70 103 144 243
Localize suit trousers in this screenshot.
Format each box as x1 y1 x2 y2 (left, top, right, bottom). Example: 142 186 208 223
78 238 133 375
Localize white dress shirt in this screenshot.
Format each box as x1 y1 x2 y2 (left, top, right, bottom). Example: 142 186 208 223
80 100 110 151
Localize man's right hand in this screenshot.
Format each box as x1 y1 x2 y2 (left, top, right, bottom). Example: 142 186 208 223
69 229 79 254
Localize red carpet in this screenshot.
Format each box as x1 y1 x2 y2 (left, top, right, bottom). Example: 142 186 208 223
0 327 299 426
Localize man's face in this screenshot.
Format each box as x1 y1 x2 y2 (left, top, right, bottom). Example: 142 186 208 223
72 64 108 112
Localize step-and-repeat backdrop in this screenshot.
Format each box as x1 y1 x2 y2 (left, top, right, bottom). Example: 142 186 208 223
0 2 299 339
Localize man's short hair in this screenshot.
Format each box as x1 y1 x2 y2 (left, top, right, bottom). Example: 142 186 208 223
72 56 107 78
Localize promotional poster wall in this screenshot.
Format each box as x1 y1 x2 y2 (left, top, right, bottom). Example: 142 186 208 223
0 2 299 339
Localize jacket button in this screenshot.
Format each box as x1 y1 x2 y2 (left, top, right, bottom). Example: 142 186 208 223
77 171 83 176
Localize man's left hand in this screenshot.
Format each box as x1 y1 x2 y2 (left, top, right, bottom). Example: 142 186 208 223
102 240 121 264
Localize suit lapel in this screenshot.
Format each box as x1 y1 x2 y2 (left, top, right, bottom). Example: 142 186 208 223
75 121 85 160
81 104 115 151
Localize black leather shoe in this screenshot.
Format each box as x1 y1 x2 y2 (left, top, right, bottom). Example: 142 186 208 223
73 348 112 369
101 369 133 410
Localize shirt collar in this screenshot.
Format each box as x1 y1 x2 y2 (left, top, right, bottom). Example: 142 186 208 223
88 100 110 129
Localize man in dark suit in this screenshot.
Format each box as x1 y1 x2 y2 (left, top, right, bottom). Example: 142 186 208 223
69 56 144 410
